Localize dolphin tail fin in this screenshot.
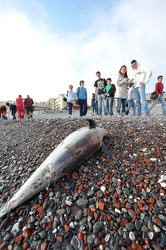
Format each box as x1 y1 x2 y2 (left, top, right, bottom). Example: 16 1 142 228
0 201 12 218
87 119 96 129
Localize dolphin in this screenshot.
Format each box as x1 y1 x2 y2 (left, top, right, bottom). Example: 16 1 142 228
0 119 108 218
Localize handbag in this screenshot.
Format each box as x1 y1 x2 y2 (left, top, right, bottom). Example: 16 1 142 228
63 90 69 102
150 91 158 100
63 96 67 102
75 99 79 105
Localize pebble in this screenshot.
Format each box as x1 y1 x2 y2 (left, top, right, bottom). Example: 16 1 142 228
93 221 104 234
135 219 142 231
0 113 165 249
70 236 81 250
125 222 135 231
76 198 89 207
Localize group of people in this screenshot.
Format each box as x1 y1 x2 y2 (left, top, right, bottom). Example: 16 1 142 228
94 60 166 116
65 80 88 117
0 95 34 120
65 59 166 118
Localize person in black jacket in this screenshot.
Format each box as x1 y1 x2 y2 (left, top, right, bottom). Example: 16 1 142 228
6 102 17 119
103 78 116 116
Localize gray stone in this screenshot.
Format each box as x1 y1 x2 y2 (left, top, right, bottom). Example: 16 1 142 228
135 219 142 231
126 222 135 231
93 221 104 234
76 198 89 207
75 210 83 221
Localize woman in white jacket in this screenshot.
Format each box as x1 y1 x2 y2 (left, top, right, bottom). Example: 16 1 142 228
65 85 75 118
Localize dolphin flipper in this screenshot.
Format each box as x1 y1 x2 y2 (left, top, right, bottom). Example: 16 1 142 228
101 142 110 158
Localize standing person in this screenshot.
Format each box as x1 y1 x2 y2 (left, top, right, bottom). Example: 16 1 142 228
125 82 136 116
24 95 34 119
116 65 132 116
76 80 87 117
91 93 97 115
16 95 25 119
149 75 166 115
6 102 17 119
131 59 152 116
65 85 75 118
103 78 116 116
94 71 107 115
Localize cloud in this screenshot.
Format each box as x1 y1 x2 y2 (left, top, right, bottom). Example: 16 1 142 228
68 0 166 93
32 0 48 17
0 0 166 102
0 11 79 101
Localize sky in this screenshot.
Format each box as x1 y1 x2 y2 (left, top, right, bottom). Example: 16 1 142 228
0 0 166 102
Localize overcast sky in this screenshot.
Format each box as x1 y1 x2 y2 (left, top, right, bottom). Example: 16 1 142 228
0 0 166 102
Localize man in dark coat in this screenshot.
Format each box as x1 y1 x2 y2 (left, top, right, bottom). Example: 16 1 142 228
6 102 17 119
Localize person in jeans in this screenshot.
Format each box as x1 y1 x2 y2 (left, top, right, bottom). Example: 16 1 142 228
94 71 107 115
65 85 75 118
76 80 87 117
103 78 116 116
131 59 152 116
149 75 166 115
91 93 98 115
116 65 132 116
126 82 136 115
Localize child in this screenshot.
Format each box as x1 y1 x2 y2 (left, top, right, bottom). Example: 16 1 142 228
91 93 97 115
76 80 87 117
103 78 116 116
126 82 136 115
65 85 75 118
149 75 166 115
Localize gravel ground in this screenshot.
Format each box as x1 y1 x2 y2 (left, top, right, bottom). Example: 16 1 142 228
0 105 166 250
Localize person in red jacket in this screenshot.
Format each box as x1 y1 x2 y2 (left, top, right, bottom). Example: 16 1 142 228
24 95 34 119
0 105 7 120
16 95 25 119
149 75 166 115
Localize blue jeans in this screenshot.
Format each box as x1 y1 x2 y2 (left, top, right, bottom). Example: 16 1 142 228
67 102 73 115
92 102 98 114
126 100 136 115
149 95 166 114
79 99 87 116
104 97 114 115
92 105 95 113
117 98 127 114
135 85 149 115
97 94 106 115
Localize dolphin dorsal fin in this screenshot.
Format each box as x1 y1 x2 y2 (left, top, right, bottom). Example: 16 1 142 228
87 119 96 129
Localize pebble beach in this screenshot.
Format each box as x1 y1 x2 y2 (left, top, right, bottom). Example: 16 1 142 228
0 106 166 250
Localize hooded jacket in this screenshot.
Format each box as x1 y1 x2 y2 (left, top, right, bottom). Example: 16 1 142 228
132 62 152 88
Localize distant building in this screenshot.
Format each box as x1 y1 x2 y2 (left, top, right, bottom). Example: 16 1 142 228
48 94 66 110
1 92 165 111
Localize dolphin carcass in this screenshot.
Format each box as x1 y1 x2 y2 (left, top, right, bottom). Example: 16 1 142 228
0 119 108 218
